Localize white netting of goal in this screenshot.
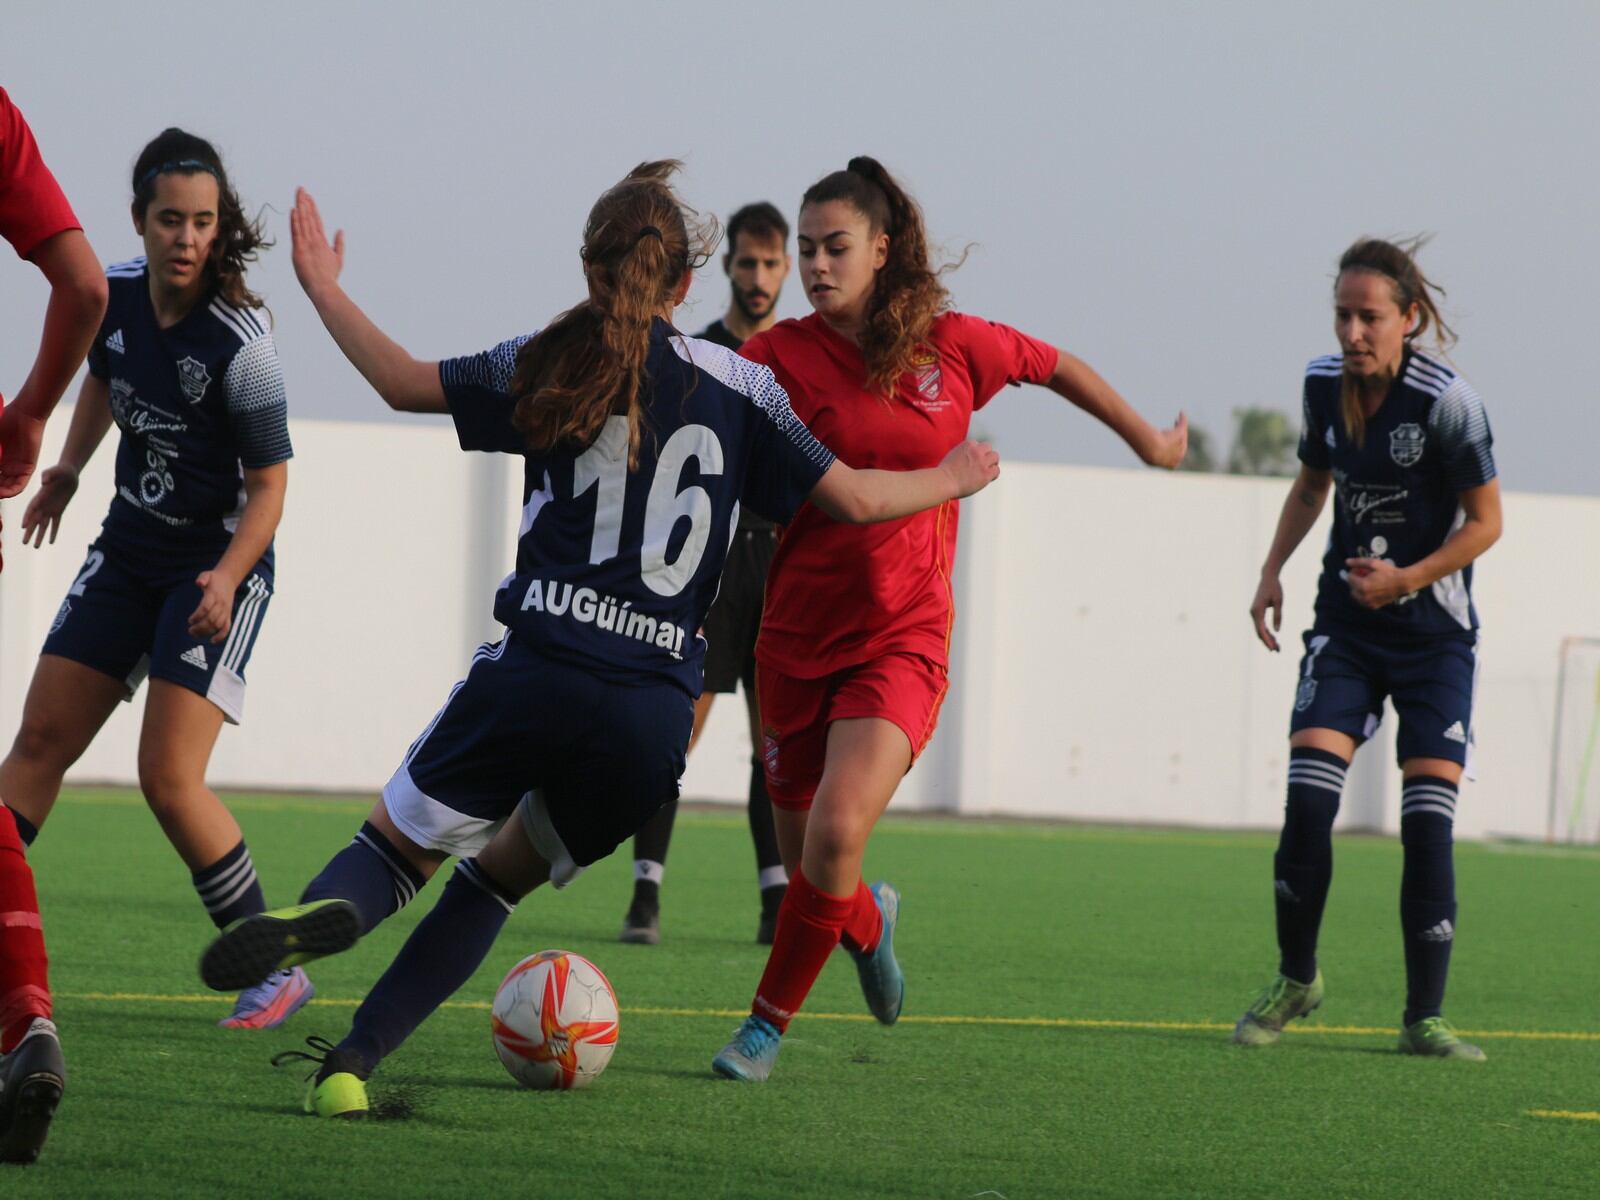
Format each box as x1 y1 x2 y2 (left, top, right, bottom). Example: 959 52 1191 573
1549 637 1600 844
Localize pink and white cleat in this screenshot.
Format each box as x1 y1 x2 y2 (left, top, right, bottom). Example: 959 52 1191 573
218 967 314 1030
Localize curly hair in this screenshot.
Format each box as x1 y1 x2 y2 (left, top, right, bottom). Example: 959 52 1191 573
801 156 953 398
1335 236 1456 446
131 128 270 311
510 161 717 467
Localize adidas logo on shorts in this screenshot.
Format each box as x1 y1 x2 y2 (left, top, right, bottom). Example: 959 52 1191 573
105 328 125 354
180 645 209 670
1443 721 1467 744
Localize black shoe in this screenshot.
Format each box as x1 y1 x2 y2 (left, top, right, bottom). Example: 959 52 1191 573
0 1022 64 1165
200 899 362 992
619 903 660 945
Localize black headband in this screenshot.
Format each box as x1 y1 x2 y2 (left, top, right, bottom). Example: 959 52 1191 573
137 159 220 191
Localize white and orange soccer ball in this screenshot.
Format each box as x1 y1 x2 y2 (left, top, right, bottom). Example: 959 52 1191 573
490 949 620 1090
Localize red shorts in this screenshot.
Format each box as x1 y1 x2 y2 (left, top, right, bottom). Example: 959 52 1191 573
757 652 950 811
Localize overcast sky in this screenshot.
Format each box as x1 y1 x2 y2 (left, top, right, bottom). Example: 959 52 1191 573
3 0 1595 494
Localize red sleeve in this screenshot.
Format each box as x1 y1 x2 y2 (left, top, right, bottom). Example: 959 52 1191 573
951 313 1058 411
0 88 81 261
736 329 776 369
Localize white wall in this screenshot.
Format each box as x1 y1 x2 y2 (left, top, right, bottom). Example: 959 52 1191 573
2 420 1595 842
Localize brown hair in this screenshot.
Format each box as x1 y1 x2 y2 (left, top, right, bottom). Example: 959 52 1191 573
511 161 716 466
801 156 954 398
131 128 270 310
1335 236 1456 445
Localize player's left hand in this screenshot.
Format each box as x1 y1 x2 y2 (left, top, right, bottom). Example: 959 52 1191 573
1344 557 1412 609
290 187 345 300
188 568 239 643
1141 412 1188 470
0 405 46 499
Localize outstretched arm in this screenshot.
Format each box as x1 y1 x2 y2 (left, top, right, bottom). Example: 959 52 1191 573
808 439 999 524
18 372 114 548
0 229 108 497
290 188 446 414
1047 350 1186 470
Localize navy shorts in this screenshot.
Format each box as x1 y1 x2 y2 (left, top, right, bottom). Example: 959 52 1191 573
41 540 273 725
701 526 776 695
1288 626 1478 766
383 635 694 886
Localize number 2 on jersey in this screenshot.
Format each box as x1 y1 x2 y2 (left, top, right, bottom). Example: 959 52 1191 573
571 416 724 597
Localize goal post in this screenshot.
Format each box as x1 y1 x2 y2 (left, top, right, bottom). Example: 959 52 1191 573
1548 637 1600 844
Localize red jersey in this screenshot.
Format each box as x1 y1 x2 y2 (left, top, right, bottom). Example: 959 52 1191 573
0 88 80 264
742 311 1057 678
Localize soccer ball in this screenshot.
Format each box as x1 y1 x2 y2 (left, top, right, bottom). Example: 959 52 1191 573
491 949 620 1090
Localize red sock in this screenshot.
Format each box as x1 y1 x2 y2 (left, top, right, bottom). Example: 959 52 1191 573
0 806 51 1052
751 868 853 1033
837 880 883 956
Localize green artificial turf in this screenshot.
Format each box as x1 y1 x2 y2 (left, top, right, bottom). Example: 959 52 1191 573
6 788 1597 1198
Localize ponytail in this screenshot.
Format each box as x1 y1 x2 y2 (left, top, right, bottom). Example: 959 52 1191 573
512 162 716 466
1335 236 1455 446
801 156 954 397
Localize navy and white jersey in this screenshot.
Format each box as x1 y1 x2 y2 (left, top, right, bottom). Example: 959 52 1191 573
84 257 292 577
440 317 836 694
1298 348 1496 636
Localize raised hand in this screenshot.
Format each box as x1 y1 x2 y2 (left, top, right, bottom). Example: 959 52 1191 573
289 187 345 300
939 438 1001 499
1142 412 1188 470
19 463 79 547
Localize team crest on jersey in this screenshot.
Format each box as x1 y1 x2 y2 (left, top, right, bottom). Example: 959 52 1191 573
1294 678 1318 712
176 356 211 403
1389 422 1425 468
909 348 944 408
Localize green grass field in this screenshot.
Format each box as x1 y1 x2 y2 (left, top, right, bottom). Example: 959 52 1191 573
7 787 1597 1198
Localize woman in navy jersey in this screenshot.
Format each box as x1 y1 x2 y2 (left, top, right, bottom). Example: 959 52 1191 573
0 129 306 1030
1235 237 1501 1060
197 162 1001 1117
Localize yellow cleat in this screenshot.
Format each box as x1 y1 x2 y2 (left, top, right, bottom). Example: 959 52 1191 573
305 1072 369 1119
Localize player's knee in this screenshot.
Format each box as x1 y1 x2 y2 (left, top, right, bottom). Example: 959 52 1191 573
9 715 75 774
802 808 869 871
136 750 196 811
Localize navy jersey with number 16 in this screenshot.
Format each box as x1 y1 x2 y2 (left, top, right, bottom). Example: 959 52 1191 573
440 318 835 695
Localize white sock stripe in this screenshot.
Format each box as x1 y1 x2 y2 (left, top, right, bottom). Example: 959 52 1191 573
757 865 789 891
1402 784 1459 802
195 851 255 900
1288 774 1345 795
354 830 419 901
1287 769 1348 791
205 870 262 914
456 860 515 913
1288 762 1347 781
1401 802 1457 820
633 859 665 884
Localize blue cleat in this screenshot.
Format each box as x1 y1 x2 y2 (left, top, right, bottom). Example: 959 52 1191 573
219 967 315 1030
850 881 904 1025
712 1016 782 1083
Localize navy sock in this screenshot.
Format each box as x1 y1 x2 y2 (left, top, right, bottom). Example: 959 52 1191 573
338 858 517 1072
631 801 676 909
1399 776 1458 1026
193 841 266 930
1273 748 1348 983
748 757 784 876
10 811 38 847
300 821 427 935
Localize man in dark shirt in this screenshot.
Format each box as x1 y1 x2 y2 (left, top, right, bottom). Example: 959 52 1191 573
621 202 793 946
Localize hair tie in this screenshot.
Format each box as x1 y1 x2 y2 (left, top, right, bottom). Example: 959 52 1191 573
137 159 221 191
634 225 663 244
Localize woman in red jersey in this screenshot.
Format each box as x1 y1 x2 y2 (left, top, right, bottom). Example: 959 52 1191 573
712 156 1187 1082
